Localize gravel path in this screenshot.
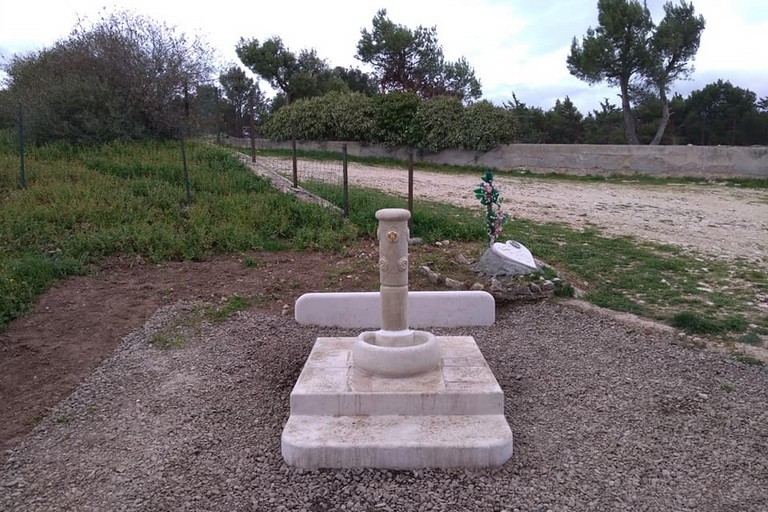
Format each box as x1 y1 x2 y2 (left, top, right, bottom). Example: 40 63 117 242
3 301 767 511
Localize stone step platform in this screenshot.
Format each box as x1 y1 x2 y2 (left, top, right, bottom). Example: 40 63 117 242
282 335 514 468
290 336 506 417
282 414 513 469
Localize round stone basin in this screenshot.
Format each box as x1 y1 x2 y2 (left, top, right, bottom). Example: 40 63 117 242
352 330 441 377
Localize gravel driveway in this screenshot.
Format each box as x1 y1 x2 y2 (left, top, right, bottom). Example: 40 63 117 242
2 301 767 511
285 158 768 270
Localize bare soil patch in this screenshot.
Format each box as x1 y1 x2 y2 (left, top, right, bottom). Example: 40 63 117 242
0 249 382 459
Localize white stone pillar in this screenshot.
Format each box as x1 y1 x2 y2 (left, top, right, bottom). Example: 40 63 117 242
375 209 411 345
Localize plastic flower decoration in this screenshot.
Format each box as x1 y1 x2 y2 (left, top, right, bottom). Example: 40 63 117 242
474 170 509 247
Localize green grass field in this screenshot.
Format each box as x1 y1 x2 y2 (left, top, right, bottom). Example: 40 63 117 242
2 134 766 349
0 135 355 331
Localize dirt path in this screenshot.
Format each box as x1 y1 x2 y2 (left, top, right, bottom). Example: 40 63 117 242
339 162 768 270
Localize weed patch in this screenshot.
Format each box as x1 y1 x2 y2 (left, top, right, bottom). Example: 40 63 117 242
731 352 765 366
210 295 251 323
671 311 748 334
147 332 186 350
0 139 354 331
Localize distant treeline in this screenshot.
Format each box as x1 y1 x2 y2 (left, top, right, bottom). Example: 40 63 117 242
1 9 765 151
253 83 768 152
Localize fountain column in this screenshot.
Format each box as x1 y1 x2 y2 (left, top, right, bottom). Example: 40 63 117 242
352 208 440 376
375 208 414 346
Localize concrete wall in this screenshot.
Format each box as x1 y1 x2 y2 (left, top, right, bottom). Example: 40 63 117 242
230 138 768 179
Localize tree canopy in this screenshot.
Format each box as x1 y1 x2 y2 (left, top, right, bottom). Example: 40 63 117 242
236 36 376 106
356 9 481 103
2 11 214 144
218 66 268 137
568 0 704 145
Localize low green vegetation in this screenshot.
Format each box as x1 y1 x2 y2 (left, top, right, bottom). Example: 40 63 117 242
145 295 252 350
304 180 768 345
4 137 766 353
0 136 355 331
209 295 251 323
731 352 765 366
147 332 187 350
671 311 748 334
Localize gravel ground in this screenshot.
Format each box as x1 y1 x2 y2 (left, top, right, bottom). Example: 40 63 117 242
2 301 767 512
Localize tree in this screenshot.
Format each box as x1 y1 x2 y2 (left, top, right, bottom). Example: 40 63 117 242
3 11 214 143
757 96 768 113
356 9 481 102
644 1 705 144
582 98 625 144
504 94 547 143
567 0 654 145
545 97 583 143
218 66 269 138
681 80 758 145
568 0 704 145
330 66 379 96
236 37 372 105
237 37 317 105
219 66 255 137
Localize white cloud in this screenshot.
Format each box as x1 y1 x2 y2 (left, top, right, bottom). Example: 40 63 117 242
2 0 766 111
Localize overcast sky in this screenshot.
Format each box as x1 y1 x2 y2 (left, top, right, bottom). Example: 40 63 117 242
2 0 766 113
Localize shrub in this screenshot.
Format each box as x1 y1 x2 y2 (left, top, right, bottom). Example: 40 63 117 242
372 91 422 147
460 100 516 152
415 95 464 152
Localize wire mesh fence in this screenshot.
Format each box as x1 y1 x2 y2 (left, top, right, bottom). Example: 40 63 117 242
248 145 350 218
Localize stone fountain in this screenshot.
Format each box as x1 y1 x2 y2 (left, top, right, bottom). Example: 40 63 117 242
282 208 513 468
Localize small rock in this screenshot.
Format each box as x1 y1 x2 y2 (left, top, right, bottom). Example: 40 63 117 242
470 282 485 291
455 253 472 266
490 278 504 292
444 278 466 290
420 265 441 285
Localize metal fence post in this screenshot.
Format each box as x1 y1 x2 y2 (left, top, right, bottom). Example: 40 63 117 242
249 90 256 163
408 150 414 233
180 135 191 203
342 143 349 218
18 104 26 189
291 124 298 188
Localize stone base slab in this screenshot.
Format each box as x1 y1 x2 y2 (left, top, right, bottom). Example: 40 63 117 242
294 291 495 328
282 414 513 468
281 336 513 468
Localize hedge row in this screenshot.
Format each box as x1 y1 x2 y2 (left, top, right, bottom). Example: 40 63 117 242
262 91 517 152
